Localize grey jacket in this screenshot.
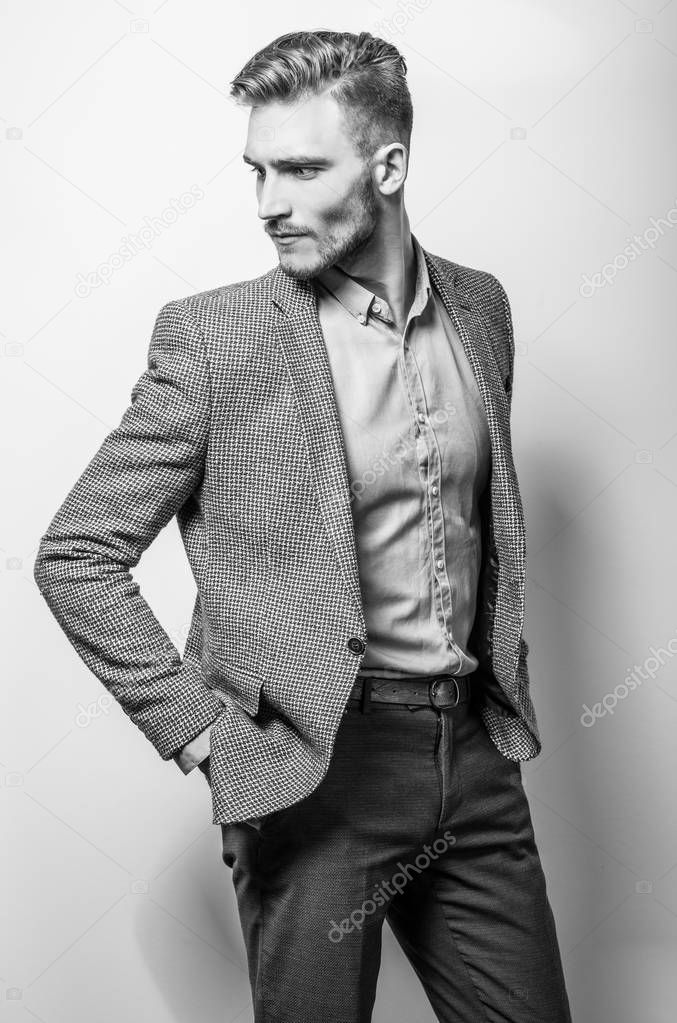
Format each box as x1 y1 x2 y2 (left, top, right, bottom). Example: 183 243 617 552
33 247 541 825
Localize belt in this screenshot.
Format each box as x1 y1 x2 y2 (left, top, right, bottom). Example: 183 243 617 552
347 673 472 711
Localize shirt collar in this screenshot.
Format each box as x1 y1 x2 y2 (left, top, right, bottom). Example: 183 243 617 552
314 234 432 327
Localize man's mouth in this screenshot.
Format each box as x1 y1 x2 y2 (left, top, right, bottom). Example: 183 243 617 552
270 232 308 246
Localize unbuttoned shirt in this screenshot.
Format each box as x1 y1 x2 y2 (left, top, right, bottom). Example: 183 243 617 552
175 234 491 772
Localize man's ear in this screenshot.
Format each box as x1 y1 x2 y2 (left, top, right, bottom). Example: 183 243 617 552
373 142 408 195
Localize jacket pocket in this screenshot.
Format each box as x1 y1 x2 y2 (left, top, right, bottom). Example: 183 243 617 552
206 654 264 718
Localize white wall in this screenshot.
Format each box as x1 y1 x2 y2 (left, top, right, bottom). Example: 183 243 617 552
3 1 676 1021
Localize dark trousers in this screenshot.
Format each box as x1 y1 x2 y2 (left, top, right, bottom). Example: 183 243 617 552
219 690 573 1022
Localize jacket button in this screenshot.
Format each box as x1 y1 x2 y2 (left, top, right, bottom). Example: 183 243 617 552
347 637 365 655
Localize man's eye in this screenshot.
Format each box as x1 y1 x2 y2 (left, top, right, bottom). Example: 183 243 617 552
294 167 316 177
249 166 264 176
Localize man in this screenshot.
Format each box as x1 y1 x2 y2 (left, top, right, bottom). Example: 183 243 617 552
34 28 572 1023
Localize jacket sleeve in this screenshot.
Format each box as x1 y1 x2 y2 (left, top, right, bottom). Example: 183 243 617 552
33 300 226 761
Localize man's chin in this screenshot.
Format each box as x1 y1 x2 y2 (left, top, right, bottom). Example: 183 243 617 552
277 253 322 281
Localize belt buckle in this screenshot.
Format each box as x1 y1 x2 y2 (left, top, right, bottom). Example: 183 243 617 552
429 676 460 709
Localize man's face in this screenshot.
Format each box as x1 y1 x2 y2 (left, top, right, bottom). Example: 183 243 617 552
243 90 379 279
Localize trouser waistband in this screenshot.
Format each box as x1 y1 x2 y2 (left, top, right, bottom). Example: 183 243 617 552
348 673 472 711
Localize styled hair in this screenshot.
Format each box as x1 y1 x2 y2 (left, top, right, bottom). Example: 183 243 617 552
230 30 413 161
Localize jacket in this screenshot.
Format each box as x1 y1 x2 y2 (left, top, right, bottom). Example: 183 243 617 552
33 246 541 825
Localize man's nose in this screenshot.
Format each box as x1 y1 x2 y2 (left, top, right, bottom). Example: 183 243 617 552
257 178 292 221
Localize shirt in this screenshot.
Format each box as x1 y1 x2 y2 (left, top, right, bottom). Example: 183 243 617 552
174 234 490 772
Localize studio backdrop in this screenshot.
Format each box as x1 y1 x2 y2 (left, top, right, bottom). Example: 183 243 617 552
2 2 676 1021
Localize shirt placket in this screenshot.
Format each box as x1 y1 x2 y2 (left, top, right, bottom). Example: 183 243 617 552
399 319 464 675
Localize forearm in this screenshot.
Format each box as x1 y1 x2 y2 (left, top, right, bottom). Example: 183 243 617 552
33 300 224 761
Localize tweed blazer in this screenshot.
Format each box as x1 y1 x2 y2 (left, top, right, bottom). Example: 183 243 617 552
33 246 541 826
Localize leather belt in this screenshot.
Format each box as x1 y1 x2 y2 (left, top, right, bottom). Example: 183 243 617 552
347 673 471 711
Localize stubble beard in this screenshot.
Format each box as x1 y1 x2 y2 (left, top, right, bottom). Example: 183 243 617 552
277 169 379 281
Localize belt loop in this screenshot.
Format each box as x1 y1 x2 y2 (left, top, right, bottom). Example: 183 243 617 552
361 677 372 714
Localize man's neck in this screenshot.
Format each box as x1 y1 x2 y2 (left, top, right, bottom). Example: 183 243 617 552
333 212 417 335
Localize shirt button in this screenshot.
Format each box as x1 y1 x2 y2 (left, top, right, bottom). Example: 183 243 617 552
418 412 425 423
357 313 366 324
431 484 439 495
436 559 444 570
373 302 382 313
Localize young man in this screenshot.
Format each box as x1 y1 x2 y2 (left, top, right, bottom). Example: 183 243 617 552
34 29 573 1023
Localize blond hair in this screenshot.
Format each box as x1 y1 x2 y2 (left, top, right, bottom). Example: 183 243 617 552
230 30 413 160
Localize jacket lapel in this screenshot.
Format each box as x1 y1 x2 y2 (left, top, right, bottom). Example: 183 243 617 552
271 270 366 629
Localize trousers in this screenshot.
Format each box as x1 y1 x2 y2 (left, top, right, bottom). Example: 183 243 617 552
218 687 573 1022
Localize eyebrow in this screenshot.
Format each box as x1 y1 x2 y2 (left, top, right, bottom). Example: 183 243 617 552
242 153 331 168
